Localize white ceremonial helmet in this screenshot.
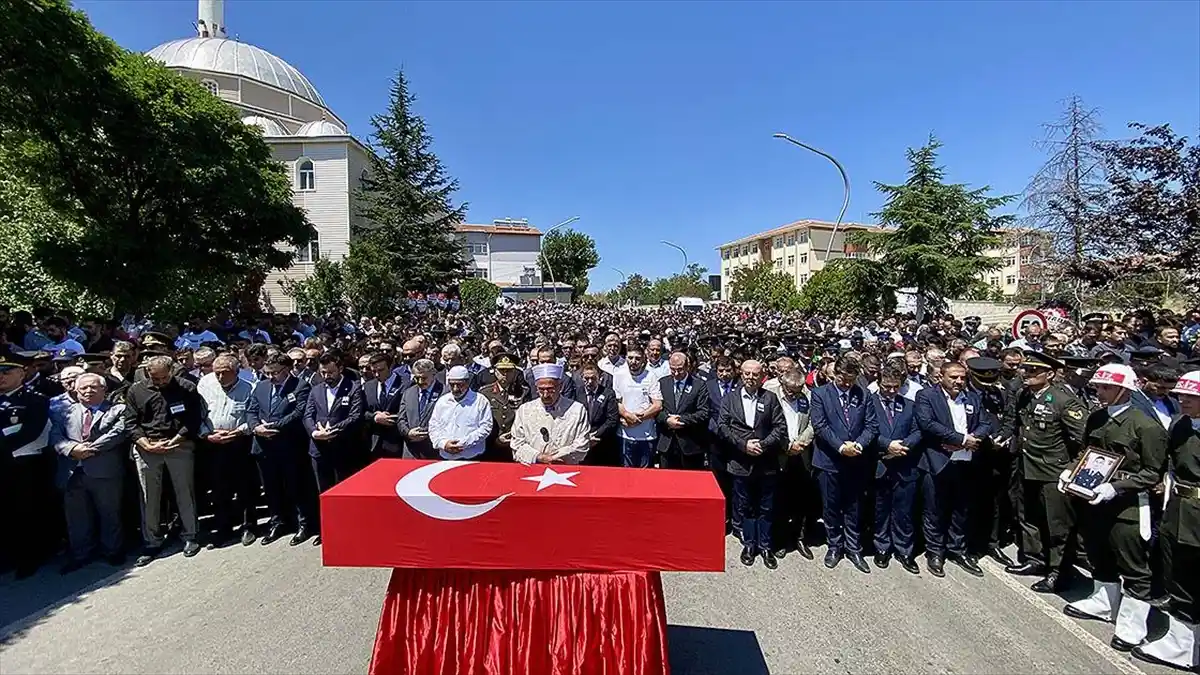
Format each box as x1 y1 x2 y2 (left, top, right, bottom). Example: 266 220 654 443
1089 363 1138 391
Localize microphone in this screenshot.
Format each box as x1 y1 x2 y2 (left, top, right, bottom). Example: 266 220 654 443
540 427 550 444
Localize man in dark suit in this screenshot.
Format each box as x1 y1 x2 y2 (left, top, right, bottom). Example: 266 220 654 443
656 352 711 470
364 351 408 459
915 360 994 578
573 346 613 397
302 350 365 545
870 365 923 575
707 356 738 532
396 359 444 459
810 355 878 574
525 346 577 401
578 363 619 466
248 352 315 546
718 359 788 570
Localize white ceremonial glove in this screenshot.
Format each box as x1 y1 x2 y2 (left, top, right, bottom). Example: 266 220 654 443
1089 482 1117 505
1056 469 1071 494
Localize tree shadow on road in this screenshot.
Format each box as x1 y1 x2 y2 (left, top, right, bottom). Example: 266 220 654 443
669 624 770 675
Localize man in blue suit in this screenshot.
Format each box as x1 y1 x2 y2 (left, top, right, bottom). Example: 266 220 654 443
303 350 365 545
871 365 922 575
248 353 314 546
810 355 878 573
915 361 993 578
706 356 738 534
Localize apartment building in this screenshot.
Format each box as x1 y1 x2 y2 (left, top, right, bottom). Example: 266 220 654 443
716 219 1045 301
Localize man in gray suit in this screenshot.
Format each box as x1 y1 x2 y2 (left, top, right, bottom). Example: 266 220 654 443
51 373 129 573
397 359 444 459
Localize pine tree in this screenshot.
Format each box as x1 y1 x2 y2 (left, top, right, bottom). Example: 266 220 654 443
357 69 467 292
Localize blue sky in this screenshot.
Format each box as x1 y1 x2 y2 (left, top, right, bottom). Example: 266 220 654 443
79 0 1199 292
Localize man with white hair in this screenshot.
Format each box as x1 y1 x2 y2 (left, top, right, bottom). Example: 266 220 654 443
428 366 493 460
511 363 591 465
197 353 258 548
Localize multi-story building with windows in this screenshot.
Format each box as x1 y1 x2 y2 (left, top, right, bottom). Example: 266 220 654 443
455 219 571 303
716 219 1045 301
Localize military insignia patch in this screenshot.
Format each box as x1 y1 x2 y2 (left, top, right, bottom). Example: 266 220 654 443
1067 409 1083 420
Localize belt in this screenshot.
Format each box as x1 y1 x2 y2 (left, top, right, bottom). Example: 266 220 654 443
1173 483 1200 500
1114 470 1135 482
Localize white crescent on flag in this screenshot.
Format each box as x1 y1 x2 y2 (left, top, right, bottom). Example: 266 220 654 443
394 461 513 521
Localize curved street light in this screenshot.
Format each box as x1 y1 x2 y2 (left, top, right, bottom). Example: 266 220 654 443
661 240 689 275
539 215 580 302
773 133 850 261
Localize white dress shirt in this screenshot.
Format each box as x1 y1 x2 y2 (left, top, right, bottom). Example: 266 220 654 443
613 368 661 441
325 376 343 411
945 390 971 462
428 389 493 460
197 373 253 435
741 389 759 427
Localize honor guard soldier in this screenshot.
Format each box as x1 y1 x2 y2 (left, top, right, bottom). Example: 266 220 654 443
1061 356 1103 411
1133 370 1200 670
1002 351 1088 593
1064 363 1168 653
479 354 528 461
966 356 1018 567
0 352 54 579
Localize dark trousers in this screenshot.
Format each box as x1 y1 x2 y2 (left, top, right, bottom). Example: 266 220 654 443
257 448 315 529
1019 478 1075 569
1160 532 1199 623
710 453 734 529
205 439 259 537
621 439 655 468
733 473 776 553
971 452 1016 552
311 453 352 505
1081 502 1152 599
62 470 124 560
774 453 818 550
662 448 706 470
922 461 972 558
0 456 47 571
874 470 918 559
817 467 866 554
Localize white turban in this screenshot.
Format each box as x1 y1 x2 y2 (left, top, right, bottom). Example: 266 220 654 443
531 363 563 381
447 365 471 382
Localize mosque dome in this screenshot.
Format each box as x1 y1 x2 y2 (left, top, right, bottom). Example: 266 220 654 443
295 119 347 137
241 115 288 136
146 37 326 108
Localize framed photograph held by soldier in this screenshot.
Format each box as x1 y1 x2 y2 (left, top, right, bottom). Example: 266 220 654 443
1065 447 1124 499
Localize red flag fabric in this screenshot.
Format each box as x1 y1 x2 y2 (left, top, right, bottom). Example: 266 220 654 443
369 569 670 675
321 460 725 572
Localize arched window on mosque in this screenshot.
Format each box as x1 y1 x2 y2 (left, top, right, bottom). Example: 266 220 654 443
200 79 219 96
297 158 315 191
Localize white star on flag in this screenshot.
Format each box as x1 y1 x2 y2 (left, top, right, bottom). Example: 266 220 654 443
522 467 580 492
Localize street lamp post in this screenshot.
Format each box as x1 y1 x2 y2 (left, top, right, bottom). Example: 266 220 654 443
539 215 580 302
772 133 850 261
661 240 689 275
611 267 628 307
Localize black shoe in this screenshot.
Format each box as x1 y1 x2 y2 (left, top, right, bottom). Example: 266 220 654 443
1030 571 1062 594
105 552 127 567
824 547 843 569
311 535 321 546
1110 636 1140 652
205 534 232 550
796 540 814 560
135 547 161 567
874 553 891 569
59 558 89 575
949 553 984 577
899 556 921 575
761 551 778 570
846 552 871 574
927 555 946 577
240 529 257 546
986 546 1015 567
740 546 755 567
289 526 311 547
1004 561 1046 577
773 547 788 560
261 525 285 546
183 541 201 557
725 520 733 536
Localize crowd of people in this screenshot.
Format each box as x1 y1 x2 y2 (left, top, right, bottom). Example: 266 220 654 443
1 300 1198 672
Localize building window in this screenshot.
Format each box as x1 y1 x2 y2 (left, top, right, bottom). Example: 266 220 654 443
1020 234 1035 247
797 232 809 245
774 237 783 249
798 274 809 285
466 242 487 255
773 258 782 268
799 253 808 265
989 277 1001 287
1005 274 1017 286
295 239 320 263
1002 256 1016 267
786 234 796 246
722 249 730 260
200 78 218 96
750 244 759 254
296 158 315 191
787 255 795 266
470 268 488 279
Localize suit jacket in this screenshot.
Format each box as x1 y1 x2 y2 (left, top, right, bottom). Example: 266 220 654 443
810 383 878 474
51 400 128 487
655 374 711 456
717 386 788 477
572 371 613 399
1131 389 1178 429
707 377 738 468
397 381 444 459
363 374 407 452
577 383 619 463
526 369 578 401
246 375 311 456
302 376 365 458
914 386 994 475
871 393 923 481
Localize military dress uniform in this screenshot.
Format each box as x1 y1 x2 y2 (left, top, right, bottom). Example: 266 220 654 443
479 359 529 462
1003 356 1087 591
1065 397 1168 652
0 358 54 578
966 357 1017 565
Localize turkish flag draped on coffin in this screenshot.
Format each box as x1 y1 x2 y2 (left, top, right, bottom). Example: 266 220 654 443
320 459 726 572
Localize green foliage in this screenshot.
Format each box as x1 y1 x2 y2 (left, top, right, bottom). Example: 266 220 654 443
729 261 798 310
0 0 313 317
343 234 402 317
646 263 712 304
580 291 617 306
279 258 345 316
540 228 600 299
357 69 467 292
851 136 1014 320
795 260 893 316
615 274 652 306
459 277 500 314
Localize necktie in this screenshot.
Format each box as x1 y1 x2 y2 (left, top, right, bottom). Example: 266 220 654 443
675 381 684 401
81 408 94 440
587 388 595 409
885 397 895 424
723 383 731 396
418 389 428 417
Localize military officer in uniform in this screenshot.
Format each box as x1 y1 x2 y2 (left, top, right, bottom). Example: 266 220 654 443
1002 351 1088 593
0 352 53 578
1064 363 1168 653
479 354 528 462
966 356 1018 567
1133 370 1200 670
1061 356 1102 411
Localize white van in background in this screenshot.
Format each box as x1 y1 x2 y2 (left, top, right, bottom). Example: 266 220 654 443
675 297 705 312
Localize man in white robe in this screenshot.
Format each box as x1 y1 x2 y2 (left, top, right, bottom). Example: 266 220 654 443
511 364 591 465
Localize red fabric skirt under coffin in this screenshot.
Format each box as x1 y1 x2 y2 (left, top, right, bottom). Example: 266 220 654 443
369 568 670 675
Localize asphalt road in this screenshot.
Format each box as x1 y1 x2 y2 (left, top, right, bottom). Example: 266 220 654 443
0 537 1175 675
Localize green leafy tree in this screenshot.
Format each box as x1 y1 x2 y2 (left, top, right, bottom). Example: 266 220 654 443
796 260 894 316
616 273 652 306
459 277 500 314
343 234 402 317
279 258 345 316
646 263 712 304
851 136 1013 322
357 69 467 292
0 0 313 316
729 261 798 310
540 228 600 299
